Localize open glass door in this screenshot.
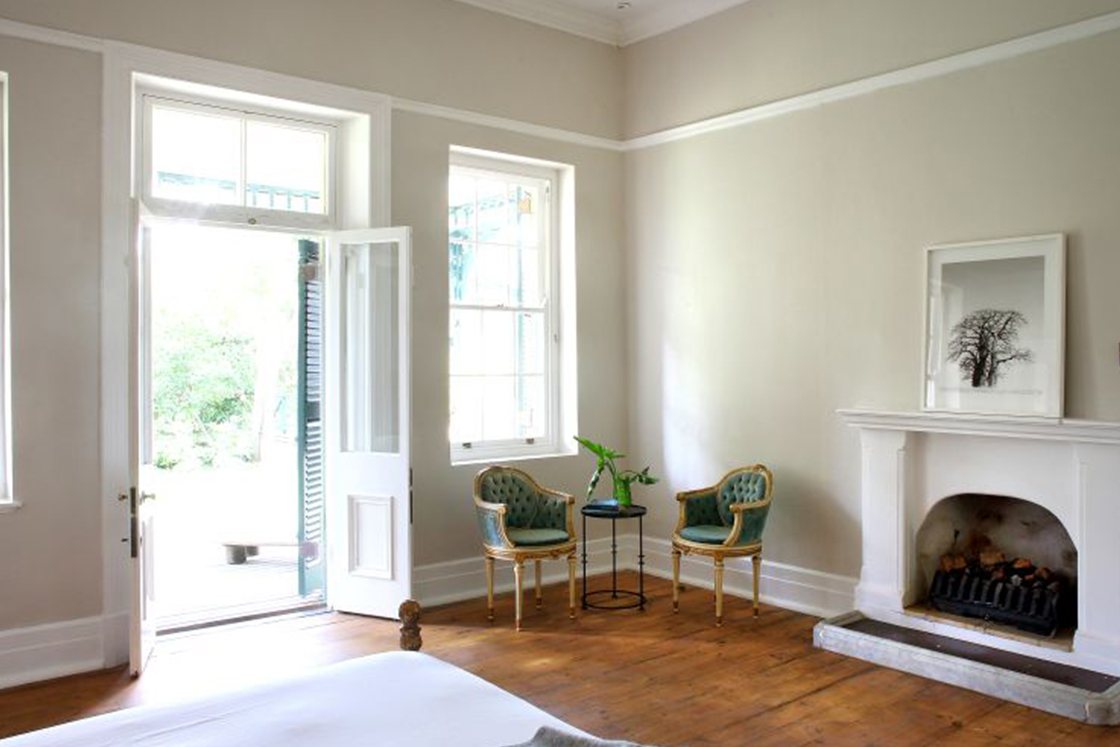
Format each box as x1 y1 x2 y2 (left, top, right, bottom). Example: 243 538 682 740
325 227 412 616
127 200 157 675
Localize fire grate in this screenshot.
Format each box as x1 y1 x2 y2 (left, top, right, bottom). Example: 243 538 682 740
929 567 1071 637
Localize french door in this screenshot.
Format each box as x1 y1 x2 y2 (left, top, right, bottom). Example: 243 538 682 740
323 227 413 617
127 202 157 675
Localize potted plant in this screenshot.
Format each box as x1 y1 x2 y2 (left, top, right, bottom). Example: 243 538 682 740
574 436 659 510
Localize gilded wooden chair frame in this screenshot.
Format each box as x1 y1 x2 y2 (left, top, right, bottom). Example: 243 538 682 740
671 464 773 626
473 466 578 631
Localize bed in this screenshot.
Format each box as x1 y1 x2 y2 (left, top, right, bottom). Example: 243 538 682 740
3 603 591 747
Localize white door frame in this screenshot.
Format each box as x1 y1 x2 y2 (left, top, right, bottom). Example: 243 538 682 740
101 42 391 667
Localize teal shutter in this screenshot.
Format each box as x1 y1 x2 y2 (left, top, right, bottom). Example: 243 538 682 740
298 239 326 599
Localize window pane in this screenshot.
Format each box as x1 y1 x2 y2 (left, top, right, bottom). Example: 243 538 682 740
480 311 515 375
449 175 475 242
482 377 517 441
245 120 327 214
517 375 546 438
151 105 241 205
340 241 399 453
449 242 477 303
476 179 514 244
517 312 545 375
516 184 541 247
449 377 483 444
512 246 542 308
449 308 483 375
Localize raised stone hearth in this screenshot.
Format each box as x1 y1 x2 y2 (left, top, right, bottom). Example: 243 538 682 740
815 409 1120 722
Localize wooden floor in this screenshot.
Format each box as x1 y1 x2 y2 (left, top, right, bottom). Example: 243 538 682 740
2 572 1118 745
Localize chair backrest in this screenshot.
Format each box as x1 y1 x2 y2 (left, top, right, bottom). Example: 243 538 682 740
715 466 773 526
476 466 539 528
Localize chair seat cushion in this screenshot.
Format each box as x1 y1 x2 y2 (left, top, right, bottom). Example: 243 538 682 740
508 528 571 547
679 524 731 544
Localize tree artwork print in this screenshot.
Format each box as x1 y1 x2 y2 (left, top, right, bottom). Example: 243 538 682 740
946 308 1033 388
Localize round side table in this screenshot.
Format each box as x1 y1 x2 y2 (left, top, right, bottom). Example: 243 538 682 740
581 502 647 611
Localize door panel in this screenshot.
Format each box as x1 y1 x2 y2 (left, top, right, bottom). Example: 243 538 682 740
326 228 411 617
128 202 157 675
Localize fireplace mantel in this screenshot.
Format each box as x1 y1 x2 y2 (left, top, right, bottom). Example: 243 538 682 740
838 409 1120 445
837 406 1120 677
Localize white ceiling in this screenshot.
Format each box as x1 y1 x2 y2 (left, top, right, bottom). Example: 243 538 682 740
453 0 750 46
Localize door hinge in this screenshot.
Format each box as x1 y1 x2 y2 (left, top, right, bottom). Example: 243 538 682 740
409 468 414 525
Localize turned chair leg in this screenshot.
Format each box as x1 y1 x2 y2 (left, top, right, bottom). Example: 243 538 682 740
485 556 495 622
567 553 576 620
513 559 524 631
534 559 543 609
714 557 725 627
672 548 681 613
752 554 762 619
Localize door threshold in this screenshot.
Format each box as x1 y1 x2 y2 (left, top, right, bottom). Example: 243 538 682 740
157 600 327 636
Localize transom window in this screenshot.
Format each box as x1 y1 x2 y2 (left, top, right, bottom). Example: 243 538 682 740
142 94 334 228
448 156 559 461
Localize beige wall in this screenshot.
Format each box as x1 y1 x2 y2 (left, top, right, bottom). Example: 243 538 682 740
624 21 1120 578
622 0 1120 137
0 2 626 632
0 37 102 630
0 0 622 139
394 112 626 564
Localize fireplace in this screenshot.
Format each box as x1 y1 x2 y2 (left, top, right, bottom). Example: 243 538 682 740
916 493 1076 637
813 411 1120 722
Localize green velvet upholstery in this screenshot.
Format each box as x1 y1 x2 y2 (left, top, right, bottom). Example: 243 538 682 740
676 467 772 546
531 492 569 532
683 489 721 527
508 527 570 546
716 471 769 525
679 524 731 544
735 503 770 546
481 471 539 528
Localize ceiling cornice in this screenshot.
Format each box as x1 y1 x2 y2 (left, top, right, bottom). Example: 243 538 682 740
452 0 752 47
619 0 751 45
453 0 621 46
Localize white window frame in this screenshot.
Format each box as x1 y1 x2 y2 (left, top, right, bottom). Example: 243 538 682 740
139 91 337 231
0 72 13 511
448 151 564 464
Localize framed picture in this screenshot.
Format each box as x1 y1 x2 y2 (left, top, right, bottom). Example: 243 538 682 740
923 234 1065 418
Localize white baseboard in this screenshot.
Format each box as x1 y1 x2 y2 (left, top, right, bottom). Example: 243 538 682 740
640 537 857 619
414 534 857 619
414 536 623 608
0 615 108 690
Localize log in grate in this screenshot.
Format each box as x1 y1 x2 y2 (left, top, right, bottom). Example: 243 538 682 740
928 569 1071 637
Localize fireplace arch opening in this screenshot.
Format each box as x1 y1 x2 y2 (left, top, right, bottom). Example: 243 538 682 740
915 493 1077 638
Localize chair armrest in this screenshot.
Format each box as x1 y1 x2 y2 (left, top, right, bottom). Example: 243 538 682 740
674 487 717 534
726 500 771 546
536 488 576 537
475 501 513 550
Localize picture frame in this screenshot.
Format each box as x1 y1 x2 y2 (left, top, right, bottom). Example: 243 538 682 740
922 234 1065 418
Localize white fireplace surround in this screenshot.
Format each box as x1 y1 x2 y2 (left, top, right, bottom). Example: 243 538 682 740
839 409 1120 676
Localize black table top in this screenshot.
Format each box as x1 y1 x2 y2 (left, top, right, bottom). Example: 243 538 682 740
581 501 647 519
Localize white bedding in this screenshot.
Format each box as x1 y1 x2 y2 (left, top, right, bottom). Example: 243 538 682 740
3 652 588 746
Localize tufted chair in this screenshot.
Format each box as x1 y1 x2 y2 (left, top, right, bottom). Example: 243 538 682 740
672 465 773 626
474 466 577 631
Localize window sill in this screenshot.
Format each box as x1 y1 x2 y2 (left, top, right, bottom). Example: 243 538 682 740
0 500 22 513
451 447 577 468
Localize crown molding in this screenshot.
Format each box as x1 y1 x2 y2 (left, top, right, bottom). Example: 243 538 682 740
623 8 1120 150
620 0 751 46
453 0 620 46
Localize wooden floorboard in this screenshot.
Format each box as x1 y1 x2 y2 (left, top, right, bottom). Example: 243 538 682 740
2 572 1118 745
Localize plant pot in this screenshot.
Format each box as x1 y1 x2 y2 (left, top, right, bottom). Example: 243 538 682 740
613 480 632 509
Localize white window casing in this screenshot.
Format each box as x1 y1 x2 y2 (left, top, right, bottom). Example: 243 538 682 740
448 149 575 464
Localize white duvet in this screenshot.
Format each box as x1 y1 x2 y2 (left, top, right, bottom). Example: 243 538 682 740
3 652 587 746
